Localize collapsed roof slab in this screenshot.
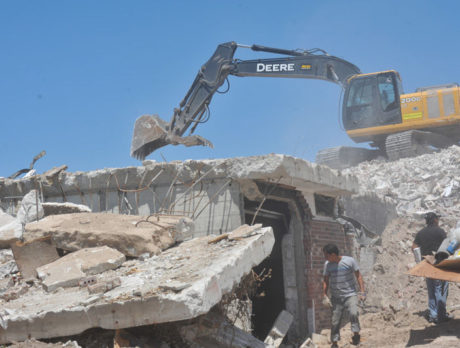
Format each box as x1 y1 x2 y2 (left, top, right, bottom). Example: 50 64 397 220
196 154 359 197
0 155 357 232
24 213 192 257
0 154 358 200
0 227 274 344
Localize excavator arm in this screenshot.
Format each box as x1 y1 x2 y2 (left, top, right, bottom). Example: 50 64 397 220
131 41 361 160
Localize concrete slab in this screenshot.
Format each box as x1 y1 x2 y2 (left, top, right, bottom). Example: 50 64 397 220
0 226 274 344
11 238 59 280
229 223 262 240
24 213 193 257
42 202 91 216
8 340 80 348
17 190 44 224
36 246 126 292
0 211 22 247
179 310 266 348
264 310 294 347
299 337 317 348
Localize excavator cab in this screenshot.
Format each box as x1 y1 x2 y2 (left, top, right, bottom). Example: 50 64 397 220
342 71 402 134
314 71 404 169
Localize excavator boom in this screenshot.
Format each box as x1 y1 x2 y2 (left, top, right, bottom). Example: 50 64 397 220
131 42 360 160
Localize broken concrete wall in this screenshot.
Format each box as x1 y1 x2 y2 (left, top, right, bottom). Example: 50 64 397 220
1 166 245 238
48 177 243 239
0 156 358 232
340 193 397 236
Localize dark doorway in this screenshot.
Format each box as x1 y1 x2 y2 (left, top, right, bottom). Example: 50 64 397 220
245 198 290 340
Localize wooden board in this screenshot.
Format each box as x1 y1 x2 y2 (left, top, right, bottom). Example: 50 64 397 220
435 258 460 270
407 260 460 282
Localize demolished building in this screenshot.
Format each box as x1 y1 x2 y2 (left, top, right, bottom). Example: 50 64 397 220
0 154 384 346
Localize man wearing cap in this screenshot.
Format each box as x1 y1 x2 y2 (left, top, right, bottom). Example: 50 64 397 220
412 212 450 323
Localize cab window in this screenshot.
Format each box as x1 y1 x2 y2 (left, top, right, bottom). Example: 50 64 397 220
347 78 374 107
378 75 397 111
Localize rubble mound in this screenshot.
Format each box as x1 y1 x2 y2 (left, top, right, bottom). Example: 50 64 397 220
323 146 460 347
343 145 460 223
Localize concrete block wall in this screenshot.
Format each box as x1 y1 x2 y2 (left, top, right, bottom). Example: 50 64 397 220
304 218 353 332
64 183 242 238
13 176 244 238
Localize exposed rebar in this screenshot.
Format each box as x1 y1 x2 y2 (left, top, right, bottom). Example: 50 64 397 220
192 179 232 220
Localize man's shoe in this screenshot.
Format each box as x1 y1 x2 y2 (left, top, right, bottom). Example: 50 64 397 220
331 343 339 348
437 314 453 323
427 316 437 323
351 333 360 345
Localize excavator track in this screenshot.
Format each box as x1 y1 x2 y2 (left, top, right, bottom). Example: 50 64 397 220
316 146 380 170
384 130 454 161
384 131 426 161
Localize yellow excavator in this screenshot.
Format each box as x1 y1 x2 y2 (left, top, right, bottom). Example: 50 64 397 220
130 42 460 169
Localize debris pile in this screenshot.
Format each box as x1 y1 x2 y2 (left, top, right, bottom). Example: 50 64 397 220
5 146 460 346
312 146 460 347
1 153 363 347
343 145 460 221
0 190 279 347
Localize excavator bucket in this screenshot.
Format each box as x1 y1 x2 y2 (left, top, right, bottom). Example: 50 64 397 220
131 114 214 160
130 115 170 160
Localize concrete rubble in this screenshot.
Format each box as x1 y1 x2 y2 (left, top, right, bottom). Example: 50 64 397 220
0 141 458 348
179 310 267 348
42 202 91 216
343 145 460 220
342 146 460 317
0 154 369 346
264 310 294 347
309 145 460 347
0 224 275 344
0 249 18 278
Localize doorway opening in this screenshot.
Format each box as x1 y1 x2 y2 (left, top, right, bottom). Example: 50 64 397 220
244 198 290 340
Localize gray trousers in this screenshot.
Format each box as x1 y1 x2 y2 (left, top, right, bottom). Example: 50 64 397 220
330 295 360 342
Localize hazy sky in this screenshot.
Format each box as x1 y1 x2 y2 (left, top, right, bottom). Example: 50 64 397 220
1 1 459 177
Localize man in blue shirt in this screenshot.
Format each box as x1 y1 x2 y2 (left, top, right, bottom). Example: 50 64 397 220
322 243 365 347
